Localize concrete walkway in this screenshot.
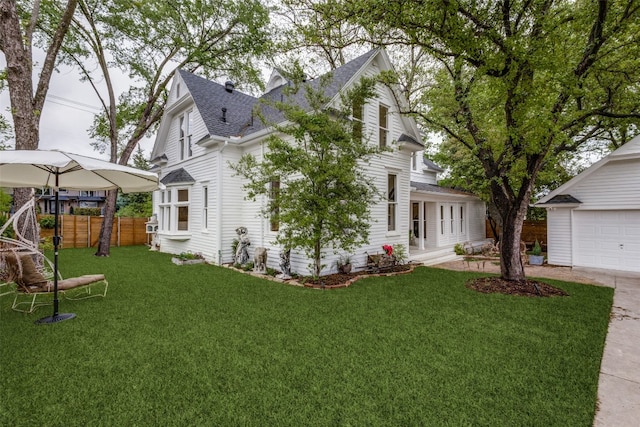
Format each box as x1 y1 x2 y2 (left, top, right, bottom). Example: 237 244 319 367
576 268 640 427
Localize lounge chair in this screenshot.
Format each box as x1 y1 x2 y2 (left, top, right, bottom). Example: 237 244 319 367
2 250 108 313
0 197 107 313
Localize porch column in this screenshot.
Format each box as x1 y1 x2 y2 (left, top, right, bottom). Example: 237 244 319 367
419 201 425 250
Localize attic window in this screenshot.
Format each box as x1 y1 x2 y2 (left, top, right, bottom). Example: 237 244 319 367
176 83 180 98
379 104 389 148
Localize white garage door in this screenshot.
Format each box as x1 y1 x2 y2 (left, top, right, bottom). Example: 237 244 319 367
574 210 640 272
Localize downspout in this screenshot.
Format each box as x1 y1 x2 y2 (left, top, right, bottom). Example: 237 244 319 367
217 140 229 265
260 140 265 248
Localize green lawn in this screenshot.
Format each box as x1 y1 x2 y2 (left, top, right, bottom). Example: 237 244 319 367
0 246 613 426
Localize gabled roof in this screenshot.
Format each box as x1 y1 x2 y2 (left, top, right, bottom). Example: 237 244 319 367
160 168 195 185
177 50 380 139
152 49 424 160
178 70 258 138
536 134 640 206
543 194 582 205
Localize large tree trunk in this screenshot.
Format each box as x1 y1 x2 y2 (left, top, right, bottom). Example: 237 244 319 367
1 0 77 245
498 206 527 282
95 189 117 256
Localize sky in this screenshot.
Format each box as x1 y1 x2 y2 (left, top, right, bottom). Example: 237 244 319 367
1 50 155 161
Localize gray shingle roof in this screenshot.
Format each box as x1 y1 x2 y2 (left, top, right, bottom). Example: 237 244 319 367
178 49 379 139
423 158 444 172
398 133 424 148
410 181 476 197
160 168 195 185
543 194 582 204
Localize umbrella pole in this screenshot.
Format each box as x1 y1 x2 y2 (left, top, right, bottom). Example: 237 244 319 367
36 174 76 324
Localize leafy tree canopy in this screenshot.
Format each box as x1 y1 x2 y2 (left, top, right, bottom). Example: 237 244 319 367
232 69 388 277
330 0 640 281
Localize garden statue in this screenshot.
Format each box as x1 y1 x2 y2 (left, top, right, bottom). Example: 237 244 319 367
234 227 251 266
253 247 268 274
277 248 292 280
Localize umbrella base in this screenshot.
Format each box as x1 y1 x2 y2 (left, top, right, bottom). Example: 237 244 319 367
35 313 76 325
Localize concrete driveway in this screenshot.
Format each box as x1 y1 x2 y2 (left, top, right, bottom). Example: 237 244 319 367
576 268 640 427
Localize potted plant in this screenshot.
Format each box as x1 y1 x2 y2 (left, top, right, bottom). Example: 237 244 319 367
528 240 544 265
336 254 352 274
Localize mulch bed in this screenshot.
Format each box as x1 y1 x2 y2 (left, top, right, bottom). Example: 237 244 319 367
466 277 568 297
300 265 413 289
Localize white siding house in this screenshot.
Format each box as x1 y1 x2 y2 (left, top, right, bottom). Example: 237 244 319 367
408 156 487 263
535 135 640 273
149 49 486 275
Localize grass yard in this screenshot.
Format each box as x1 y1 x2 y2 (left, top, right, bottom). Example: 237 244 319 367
0 246 613 426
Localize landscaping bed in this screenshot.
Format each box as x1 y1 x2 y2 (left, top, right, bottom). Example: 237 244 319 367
301 264 413 288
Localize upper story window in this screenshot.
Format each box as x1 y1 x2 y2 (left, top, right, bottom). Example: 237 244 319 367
411 152 418 170
269 180 280 232
179 110 193 160
387 174 397 232
176 82 181 99
379 104 389 148
352 97 364 141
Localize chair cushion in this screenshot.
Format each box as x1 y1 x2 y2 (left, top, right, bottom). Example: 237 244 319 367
4 252 48 289
46 274 106 291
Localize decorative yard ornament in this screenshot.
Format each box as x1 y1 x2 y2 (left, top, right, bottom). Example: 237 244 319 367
234 227 251 266
253 247 268 274
277 248 292 280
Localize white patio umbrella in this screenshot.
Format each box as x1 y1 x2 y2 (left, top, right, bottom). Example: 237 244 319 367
0 149 160 324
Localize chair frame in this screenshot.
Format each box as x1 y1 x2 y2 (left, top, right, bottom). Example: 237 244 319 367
1 198 108 314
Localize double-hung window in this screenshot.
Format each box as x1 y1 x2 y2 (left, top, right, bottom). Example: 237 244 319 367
179 111 193 160
379 104 389 148
176 189 189 231
387 174 397 231
450 205 455 234
202 186 209 231
159 189 172 231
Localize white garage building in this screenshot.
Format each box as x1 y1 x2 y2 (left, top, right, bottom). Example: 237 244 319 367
535 135 640 273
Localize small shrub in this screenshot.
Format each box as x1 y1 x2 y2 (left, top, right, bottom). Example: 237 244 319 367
73 207 102 216
393 244 408 265
532 240 542 256
454 243 466 255
39 216 56 229
39 237 54 251
176 251 204 261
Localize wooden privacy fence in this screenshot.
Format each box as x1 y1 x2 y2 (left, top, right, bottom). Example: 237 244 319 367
38 215 149 248
486 219 547 246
